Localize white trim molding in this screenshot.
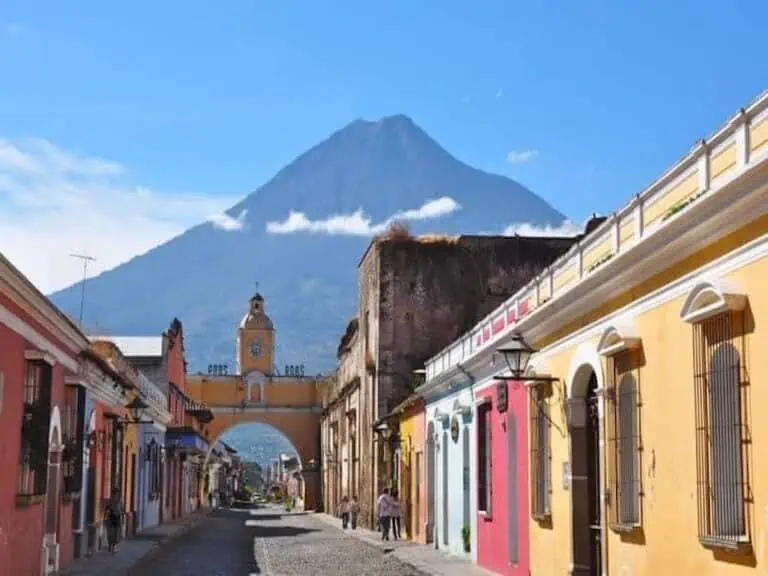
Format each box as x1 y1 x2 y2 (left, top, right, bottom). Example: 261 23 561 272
0 304 79 372
596 322 642 357
680 278 747 324
566 342 604 398
49 405 62 448
432 408 450 424
452 399 472 416
473 396 491 407
0 255 89 354
25 349 57 366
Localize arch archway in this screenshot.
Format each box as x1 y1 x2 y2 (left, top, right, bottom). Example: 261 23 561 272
203 413 320 510
566 344 605 576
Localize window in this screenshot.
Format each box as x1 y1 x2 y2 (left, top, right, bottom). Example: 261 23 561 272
62 385 85 495
606 351 642 529
693 311 748 549
477 402 492 513
17 360 53 497
530 385 551 519
415 451 422 536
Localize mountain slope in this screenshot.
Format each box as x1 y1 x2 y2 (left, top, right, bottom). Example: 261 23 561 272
49 115 564 373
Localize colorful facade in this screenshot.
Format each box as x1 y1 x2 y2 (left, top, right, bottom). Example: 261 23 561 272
423 385 477 559
424 91 768 574
0 252 90 575
187 294 323 511
394 395 426 544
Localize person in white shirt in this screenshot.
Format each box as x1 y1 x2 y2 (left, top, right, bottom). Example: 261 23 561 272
377 488 391 540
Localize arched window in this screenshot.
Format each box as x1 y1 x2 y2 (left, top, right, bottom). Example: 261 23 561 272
693 315 747 546
599 323 642 530
616 371 640 526
682 280 749 548
530 384 551 519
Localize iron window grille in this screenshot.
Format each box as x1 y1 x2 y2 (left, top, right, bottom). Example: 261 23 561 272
17 360 53 498
693 311 750 550
61 385 85 495
477 402 492 513
530 384 551 520
605 351 642 530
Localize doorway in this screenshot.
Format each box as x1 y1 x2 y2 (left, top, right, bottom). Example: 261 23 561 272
442 430 449 547
570 370 602 576
426 422 435 544
508 412 518 564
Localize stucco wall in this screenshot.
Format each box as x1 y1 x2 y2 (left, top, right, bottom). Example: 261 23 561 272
427 386 477 559
399 401 426 543
0 291 81 576
528 221 768 575
475 382 530 576
375 235 576 420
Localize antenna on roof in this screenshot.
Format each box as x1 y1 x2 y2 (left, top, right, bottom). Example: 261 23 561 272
70 253 96 328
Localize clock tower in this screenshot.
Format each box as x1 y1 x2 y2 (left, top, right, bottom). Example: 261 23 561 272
237 293 275 376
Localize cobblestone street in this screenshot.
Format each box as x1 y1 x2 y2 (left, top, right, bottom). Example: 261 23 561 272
137 506 426 576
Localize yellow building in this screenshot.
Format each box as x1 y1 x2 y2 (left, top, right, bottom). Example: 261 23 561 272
426 90 768 574
186 293 324 509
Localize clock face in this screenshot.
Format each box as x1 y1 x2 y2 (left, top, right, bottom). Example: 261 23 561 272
249 338 262 359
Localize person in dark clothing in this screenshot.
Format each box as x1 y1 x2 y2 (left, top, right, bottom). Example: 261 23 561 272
390 490 402 541
340 496 350 529
350 496 359 530
105 489 123 553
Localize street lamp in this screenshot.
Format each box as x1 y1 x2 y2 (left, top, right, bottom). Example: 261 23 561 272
495 332 558 386
123 396 153 425
496 332 534 379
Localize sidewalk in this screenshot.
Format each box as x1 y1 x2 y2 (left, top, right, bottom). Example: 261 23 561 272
60 509 212 576
312 513 497 576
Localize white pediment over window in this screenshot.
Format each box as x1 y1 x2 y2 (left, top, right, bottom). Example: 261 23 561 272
433 408 450 423
597 322 641 357
453 399 471 416
680 279 747 324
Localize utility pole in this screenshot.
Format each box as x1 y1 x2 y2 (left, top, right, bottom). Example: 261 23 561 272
70 253 96 328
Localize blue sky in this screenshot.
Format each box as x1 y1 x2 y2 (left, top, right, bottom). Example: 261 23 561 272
0 0 766 291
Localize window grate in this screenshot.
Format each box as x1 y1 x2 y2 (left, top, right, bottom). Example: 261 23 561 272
62 385 85 494
606 352 642 530
477 403 492 512
17 361 52 497
693 311 750 549
530 385 551 519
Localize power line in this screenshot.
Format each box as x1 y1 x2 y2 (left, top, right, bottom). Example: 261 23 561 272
70 253 96 328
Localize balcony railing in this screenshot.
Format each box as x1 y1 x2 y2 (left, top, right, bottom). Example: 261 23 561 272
426 90 768 383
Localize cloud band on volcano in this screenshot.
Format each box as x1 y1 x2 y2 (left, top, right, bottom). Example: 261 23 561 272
265 197 461 235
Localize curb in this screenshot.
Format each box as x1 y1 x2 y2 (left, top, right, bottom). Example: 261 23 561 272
124 509 214 575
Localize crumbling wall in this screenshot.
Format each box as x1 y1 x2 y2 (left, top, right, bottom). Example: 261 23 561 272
354 243 380 528
375 235 576 417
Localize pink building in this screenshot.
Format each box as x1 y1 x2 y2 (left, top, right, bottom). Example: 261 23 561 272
475 380 529 576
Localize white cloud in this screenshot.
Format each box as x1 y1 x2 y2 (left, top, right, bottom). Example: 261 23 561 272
506 149 540 164
0 137 240 293
266 197 461 236
210 209 248 231
502 219 584 237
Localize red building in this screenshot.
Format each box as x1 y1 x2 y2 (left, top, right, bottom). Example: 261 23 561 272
0 253 90 576
475 379 530 576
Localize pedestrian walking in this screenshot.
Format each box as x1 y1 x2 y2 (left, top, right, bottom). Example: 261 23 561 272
105 488 123 553
377 488 391 540
350 496 359 530
339 496 350 529
390 489 402 541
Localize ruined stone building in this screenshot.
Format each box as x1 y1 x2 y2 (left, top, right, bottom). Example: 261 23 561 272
321 227 591 527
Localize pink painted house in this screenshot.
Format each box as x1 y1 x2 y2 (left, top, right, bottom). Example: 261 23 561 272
475 379 529 576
